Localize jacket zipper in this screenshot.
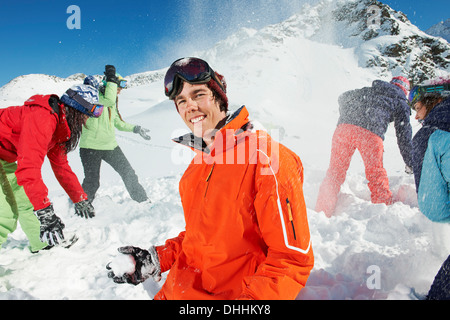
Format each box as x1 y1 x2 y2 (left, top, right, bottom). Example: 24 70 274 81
286 198 297 240
204 163 215 197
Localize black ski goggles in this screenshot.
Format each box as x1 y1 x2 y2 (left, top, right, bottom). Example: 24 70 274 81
164 57 225 99
408 83 450 107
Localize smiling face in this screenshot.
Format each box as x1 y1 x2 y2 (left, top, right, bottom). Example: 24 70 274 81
174 82 227 145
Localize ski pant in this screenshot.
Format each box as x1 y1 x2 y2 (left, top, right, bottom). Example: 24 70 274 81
315 124 392 217
427 254 450 300
80 147 148 203
0 159 48 252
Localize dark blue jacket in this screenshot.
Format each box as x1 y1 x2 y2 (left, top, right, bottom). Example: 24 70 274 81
338 80 413 167
412 97 450 192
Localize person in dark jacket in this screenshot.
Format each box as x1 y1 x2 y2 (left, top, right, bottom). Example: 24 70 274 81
0 83 100 252
409 78 450 300
316 77 413 217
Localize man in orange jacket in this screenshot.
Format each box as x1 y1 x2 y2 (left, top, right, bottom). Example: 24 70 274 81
107 57 314 300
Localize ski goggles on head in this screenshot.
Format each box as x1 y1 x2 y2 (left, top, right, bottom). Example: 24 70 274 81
408 83 450 107
164 57 225 99
65 89 104 118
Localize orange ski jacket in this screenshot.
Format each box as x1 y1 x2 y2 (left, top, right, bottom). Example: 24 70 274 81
154 106 314 300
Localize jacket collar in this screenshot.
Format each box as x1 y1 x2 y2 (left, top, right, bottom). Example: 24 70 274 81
173 106 251 154
423 96 450 132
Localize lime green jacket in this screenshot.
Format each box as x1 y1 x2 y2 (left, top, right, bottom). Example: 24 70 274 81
79 81 135 150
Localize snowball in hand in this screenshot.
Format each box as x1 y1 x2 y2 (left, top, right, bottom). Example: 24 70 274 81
109 254 136 275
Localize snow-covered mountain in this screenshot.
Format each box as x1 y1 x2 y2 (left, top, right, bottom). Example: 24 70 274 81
320 0 450 84
0 73 85 106
427 18 450 43
1 0 449 300
126 0 450 86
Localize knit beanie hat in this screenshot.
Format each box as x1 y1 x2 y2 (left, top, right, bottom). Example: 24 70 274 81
390 76 410 96
84 75 100 89
60 83 100 117
207 72 228 112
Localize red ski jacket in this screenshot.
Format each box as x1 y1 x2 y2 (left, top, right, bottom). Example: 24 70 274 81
154 106 314 300
0 94 87 210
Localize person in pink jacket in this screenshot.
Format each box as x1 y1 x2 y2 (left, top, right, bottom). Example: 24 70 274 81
316 77 413 217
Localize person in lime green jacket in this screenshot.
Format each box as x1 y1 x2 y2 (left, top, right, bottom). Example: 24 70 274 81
79 67 150 204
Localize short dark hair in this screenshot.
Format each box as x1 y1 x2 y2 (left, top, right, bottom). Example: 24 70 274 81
208 83 227 113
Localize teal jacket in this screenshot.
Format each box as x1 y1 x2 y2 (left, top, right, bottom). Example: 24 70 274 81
79 81 135 150
417 130 450 222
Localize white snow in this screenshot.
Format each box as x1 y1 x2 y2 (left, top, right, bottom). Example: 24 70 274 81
108 253 136 276
1 0 450 300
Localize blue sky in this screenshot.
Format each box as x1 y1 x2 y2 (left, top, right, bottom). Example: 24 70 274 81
0 0 448 87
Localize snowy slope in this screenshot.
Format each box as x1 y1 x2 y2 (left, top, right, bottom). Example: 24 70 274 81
1 0 450 300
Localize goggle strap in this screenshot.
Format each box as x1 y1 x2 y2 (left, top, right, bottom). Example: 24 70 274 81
211 72 226 92
420 83 450 94
66 89 96 114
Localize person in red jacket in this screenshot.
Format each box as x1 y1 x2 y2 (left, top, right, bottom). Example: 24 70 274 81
107 57 314 300
0 81 101 252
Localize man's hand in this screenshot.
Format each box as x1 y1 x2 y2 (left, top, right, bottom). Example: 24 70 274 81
106 246 161 285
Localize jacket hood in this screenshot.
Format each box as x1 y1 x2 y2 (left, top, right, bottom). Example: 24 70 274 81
372 80 407 101
24 94 60 116
423 97 450 132
173 106 250 154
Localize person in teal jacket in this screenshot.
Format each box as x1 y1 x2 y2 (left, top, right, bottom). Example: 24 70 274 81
409 78 450 300
79 67 150 204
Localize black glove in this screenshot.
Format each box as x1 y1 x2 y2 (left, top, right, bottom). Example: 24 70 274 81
106 246 161 285
74 199 95 219
34 204 65 247
104 65 119 84
133 125 151 140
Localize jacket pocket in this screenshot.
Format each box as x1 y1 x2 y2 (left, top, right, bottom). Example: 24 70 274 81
204 163 215 198
285 198 297 241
